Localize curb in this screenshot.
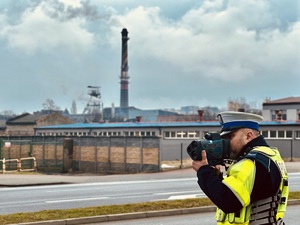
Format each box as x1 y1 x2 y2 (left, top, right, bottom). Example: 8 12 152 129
0 183 72 188
10 201 300 225
11 206 216 225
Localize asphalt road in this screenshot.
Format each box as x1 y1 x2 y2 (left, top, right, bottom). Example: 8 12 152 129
0 163 299 225
0 171 299 215
0 177 204 215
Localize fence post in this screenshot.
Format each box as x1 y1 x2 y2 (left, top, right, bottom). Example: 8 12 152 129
17 159 21 172
180 143 183 169
63 138 73 173
2 158 5 174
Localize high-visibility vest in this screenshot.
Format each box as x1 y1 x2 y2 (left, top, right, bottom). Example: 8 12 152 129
215 146 289 225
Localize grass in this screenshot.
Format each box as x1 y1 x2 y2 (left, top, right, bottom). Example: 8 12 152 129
0 192 299 225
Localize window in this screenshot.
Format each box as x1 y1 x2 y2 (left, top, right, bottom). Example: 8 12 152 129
286 131 293 138
271 110 287 120
164 130 200 139
188 131 199 138
270 131 276 138
262 130 269 138
264 130 293 139
278 131 284 138
176 131 186 138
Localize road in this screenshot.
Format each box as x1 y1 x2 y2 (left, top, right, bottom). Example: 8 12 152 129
0 172 299 215
0 177 204 215
91 205 300 225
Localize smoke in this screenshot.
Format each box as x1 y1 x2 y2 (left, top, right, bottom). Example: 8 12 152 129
41 0 113 22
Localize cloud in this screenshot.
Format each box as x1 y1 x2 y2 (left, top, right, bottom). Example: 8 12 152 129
110 0 299 84
0 0 298 114
0 0 96 54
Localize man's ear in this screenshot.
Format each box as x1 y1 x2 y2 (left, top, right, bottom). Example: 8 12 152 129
246 129 255 140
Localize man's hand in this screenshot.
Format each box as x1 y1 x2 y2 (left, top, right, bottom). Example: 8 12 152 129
192 150 208 171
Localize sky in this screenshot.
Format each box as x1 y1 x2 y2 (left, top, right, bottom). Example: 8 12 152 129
0 0 299 114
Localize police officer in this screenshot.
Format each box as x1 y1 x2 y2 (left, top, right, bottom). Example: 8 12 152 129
192 111 289 225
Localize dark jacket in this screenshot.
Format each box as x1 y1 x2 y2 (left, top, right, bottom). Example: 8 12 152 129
196 135 281 213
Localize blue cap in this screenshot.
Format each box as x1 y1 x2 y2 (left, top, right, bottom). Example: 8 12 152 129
217 111 263 136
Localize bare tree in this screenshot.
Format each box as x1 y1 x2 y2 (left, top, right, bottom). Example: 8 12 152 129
227 97 261 114
227 97 250 111
42 99 60 111
0 110 15 116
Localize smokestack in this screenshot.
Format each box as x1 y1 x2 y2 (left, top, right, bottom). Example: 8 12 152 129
197 110 204 121
120 28 129 109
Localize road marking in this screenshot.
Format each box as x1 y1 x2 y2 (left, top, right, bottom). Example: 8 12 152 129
46 197 108 203
168 194 206 200
154 190 201 195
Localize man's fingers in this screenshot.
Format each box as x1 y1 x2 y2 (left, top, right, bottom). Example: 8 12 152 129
201 150 207 161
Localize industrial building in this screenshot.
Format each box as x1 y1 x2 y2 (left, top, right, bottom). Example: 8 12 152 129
35 118 300 161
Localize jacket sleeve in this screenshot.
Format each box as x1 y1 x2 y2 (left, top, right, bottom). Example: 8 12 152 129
197 165 243 213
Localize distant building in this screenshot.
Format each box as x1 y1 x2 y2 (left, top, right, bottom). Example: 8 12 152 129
0 120 6 136
179 106 200 114
103 106 179 122
262 97 300 121
158 107 220 122
35 119 300 161
5 112 74 136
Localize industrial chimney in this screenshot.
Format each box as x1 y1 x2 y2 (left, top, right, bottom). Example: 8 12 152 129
120 28 129 110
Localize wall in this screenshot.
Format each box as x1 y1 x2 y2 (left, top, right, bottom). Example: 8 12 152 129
0 136 161 174
5 124 36 136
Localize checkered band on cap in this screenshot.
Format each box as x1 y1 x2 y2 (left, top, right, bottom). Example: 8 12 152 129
217 111 263 136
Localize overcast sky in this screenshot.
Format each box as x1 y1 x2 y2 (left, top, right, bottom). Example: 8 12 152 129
0 0 299 114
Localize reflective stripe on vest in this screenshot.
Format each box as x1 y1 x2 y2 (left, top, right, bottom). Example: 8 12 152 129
223 159 254 206
215 146 289 225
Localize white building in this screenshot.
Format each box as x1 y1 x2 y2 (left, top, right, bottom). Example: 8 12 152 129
262 97 300 121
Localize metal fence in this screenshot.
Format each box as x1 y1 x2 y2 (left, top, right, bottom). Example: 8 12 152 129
0 136 161 174
0 157 36 173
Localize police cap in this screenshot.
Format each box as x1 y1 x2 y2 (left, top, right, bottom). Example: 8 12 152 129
217 111 263 137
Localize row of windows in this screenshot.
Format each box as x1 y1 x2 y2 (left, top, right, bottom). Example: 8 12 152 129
262 130 292 139
262 130 300 139
164 130 300 140
37 131 157 137
36 130 300 139
163 131 217 139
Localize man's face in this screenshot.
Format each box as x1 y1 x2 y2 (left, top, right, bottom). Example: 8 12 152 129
224 129 249 158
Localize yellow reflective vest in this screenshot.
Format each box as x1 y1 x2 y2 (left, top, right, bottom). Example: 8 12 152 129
215 146 289 225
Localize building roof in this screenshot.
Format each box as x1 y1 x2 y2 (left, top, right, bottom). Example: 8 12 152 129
263 97 300 106
36 120 300 130
6 113 43 125
37 121 221 130
6 112 68 125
